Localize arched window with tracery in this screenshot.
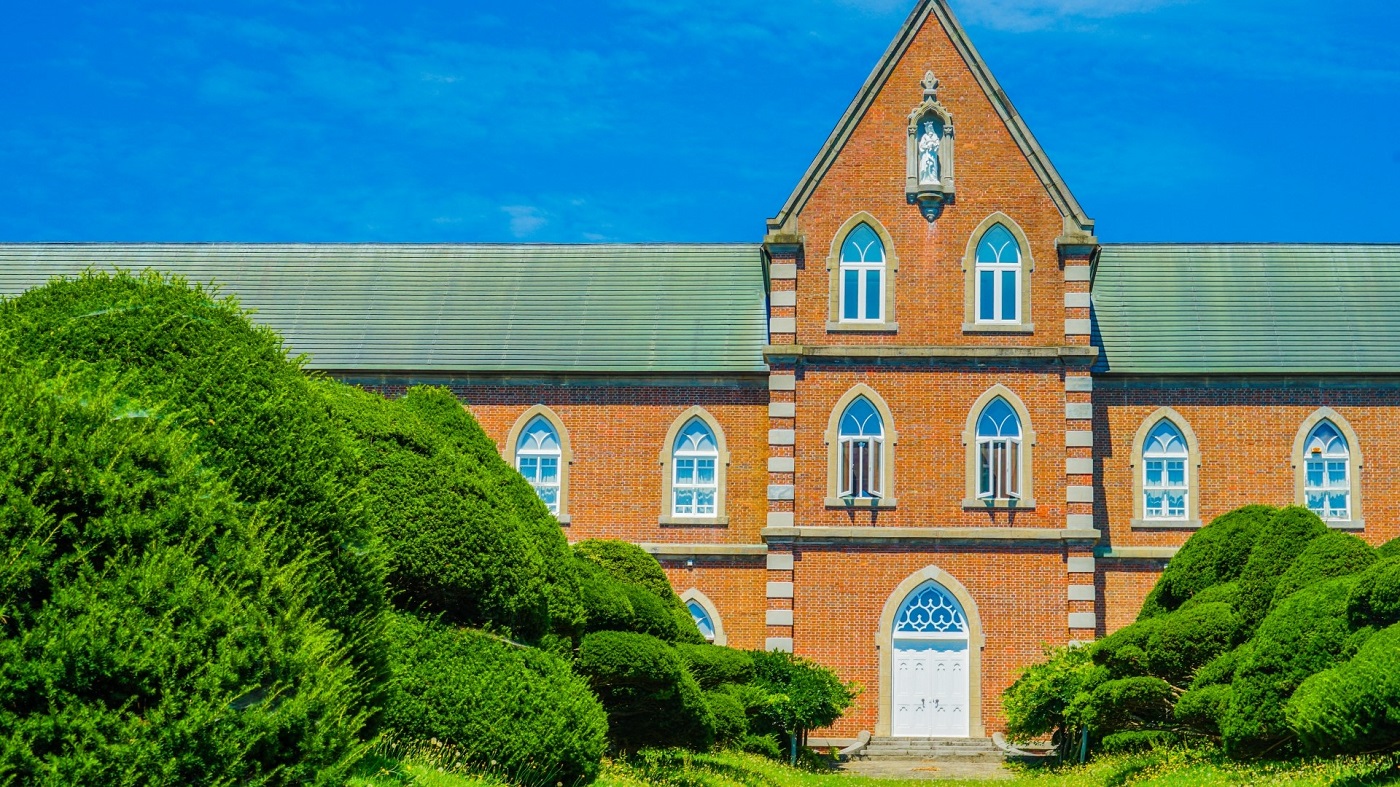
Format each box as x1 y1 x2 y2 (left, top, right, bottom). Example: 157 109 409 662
1303 421 1350 522
974 223 1022 324
839 223 886 323
516 415 562 515
672 418 719 517
976 397 1021 500
839 396 885 499
894 581 969 637
1142 420 1188 520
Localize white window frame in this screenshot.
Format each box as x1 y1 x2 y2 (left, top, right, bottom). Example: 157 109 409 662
672 419 719 518
974 225 1022 324
839 224 886 324
1142 421 1188 521
516 416 562 515
838 398 885 499
976 399 1021 500
1304 422 1350 522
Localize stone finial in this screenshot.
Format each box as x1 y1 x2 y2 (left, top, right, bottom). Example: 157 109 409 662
921 70 940 99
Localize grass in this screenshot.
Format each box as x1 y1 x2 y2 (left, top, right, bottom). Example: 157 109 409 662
347 745 1400 787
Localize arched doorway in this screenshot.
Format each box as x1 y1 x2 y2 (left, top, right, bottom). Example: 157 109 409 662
889 580 972 737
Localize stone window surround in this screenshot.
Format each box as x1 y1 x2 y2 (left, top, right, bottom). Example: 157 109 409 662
824 383 899 509
962 384 1037 509
505 404 574 525
826 212 900 333
1291 407 1365 530
1129 407 1203 530
875 565 985 738
680 587 728 646
658 406 731 527
962 212 1035 334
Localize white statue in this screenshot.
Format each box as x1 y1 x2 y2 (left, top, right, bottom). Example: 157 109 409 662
918 120 941 185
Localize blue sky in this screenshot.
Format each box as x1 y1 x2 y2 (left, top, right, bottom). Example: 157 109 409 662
3 0 1397 243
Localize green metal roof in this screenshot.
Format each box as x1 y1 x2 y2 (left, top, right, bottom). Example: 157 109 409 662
0 244 770 374
1093 244 1400 375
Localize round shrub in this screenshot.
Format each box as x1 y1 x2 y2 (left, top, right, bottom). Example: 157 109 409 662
749 650 858 741
1378 537 1400 560
1287 622 1400 755
1079 677 1175 733
1138 506 1272 620
1178 580 1242 612
1191 642 1251 689
1004 645 1100 748
739 734 783 760
1347 557 1400 628
1272 532 1377 606
1091 619 1155 679
1174 684 1232 736
677 644 756 690
574 540 703 643
1142 602 1242 686
381 612 606 787
1223 576 1364 756
705 691 749 745
576 631 715 752
0 271 387 678
0 369 366 784
319 382 552 640
1234 506 1329 631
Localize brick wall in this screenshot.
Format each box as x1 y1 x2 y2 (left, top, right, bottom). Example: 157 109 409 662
662 558 769 651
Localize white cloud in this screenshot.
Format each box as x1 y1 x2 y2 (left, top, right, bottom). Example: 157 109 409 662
501 205 547 238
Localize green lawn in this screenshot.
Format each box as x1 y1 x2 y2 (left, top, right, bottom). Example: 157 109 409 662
349 746 1400 787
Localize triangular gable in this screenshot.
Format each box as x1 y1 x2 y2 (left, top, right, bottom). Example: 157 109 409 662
767 0 1093 242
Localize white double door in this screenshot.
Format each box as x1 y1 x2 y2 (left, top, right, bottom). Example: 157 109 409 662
891 638 970 737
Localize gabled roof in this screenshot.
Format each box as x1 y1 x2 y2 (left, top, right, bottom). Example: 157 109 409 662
1092 244 1400 375
0 244 770 375
768 0 1093 237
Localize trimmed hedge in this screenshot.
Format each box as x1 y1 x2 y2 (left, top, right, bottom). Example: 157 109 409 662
1234 506 1329 631
705 691 749 745
677 644 756 690
574 541 704 643
0 369 366 784
0 271 388 679
1138 506 1271 620
318 382 555 640
381 613 606 787
1347 557 1400 629
1288 622 1400 755
576 631 715 753
1272 532 1377 606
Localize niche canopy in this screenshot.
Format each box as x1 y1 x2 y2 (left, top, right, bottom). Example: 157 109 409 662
906 71 955 222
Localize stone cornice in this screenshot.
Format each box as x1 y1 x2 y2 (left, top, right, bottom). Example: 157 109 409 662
637 543 768 558
762 526 1101 545
764 344 1099 364
1094 546 1179 560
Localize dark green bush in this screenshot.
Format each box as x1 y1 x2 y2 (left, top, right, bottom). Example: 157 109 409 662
1222 576 1364 756
1378 537 1400 560
1234 506 1329 631
574 540 703 643
1191 643 1251 689
0 369 366 785
1004 645 1100 751
1099 730 1181 754
319 382 553 639
1272 532 1376 606
1141 602 1242 686
1138 506 1272 620
0 270 387 679
1178 580 1242 612
381 612 606 786
1287 622 1400 755
705 691 749 745
739 734 783 760
394 387 585 637
677 644 756 690
576 631 715 752
749 650 858 743
1079 677 1175 733
1347 557 1400 628
1174 684 1232 736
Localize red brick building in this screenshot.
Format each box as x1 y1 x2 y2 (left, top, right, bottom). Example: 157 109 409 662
6 0 1399 742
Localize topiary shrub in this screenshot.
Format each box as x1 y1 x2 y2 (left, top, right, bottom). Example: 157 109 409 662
749 650 858 748
576 631 715 753
0 369 367 784
381 612 606 786
1222 576 1366 756
1138 506 1272 620
1078 677 1175 734
1174 683 1232 736
705 691 749 745
677 644 756 690
1287 622 1400 755
1177 580 1242 612
1378 537 1400 560
1272 532 1376 606
739 734 782 760
318 382 553 640
574 540 704 643
1100 730 1180 754
1347 557 1400 629
0 270 387 681
1141 602 1242 686
1234 506 1330 632
1191 642 1251 689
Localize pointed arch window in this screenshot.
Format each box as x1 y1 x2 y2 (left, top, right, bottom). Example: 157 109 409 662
516 415 562 515
975 224 1021 324
893 581 969 637
839 396 885 499
976 397 1021 500
687 601 716 642
839 223 886 323
1142 420 1188 520
1303 421 1350 522
672 418 719 517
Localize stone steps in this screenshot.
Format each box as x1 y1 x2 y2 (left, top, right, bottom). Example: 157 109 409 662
861 737 1003 762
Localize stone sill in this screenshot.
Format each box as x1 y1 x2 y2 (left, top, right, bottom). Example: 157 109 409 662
962 498 1037 511
826 321 900 333
763 525 1101 544
825 497 898 510
962 323 1034 334
1131 518 1202 530
658 516 730 527
1327 519 1365 531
